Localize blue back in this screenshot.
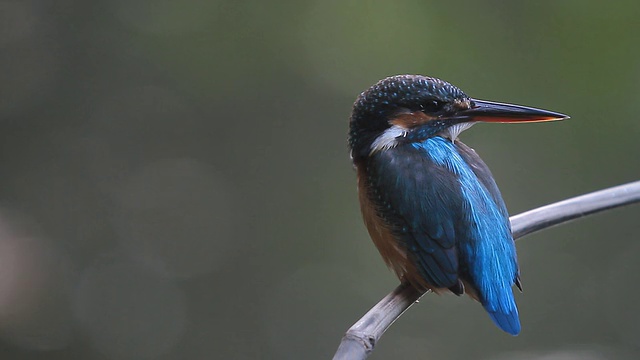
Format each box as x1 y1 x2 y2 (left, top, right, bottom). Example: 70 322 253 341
369 136 520 335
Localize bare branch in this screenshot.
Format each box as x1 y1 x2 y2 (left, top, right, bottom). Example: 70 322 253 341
333 180 640 360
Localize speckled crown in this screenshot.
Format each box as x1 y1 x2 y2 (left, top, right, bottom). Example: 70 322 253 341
352 75 467 120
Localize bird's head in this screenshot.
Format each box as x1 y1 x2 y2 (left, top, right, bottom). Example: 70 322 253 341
348 75 568 162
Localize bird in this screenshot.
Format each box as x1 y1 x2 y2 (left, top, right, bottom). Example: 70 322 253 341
348 75 568 335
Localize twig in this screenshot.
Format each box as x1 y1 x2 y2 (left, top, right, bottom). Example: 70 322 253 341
333 180 640 360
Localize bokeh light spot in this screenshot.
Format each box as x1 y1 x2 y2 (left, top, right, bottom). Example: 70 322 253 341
0 209 74 351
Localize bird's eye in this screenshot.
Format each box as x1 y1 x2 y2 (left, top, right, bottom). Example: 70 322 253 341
420 100 444 113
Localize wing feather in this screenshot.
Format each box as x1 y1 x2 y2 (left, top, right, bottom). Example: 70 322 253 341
368 145 465 289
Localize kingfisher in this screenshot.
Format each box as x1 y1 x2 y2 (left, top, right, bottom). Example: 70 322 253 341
349 75 568 335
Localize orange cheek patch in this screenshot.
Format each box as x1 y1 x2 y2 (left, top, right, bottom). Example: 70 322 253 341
390 112 435 128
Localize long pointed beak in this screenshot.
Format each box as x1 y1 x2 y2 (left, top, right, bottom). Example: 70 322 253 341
456 99 569 123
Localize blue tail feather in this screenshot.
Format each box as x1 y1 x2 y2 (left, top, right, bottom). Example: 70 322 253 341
485 303 520 336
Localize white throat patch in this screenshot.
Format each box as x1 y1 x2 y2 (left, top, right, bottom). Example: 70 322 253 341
439 122 475 142
369 125 407 154
369 122 475 154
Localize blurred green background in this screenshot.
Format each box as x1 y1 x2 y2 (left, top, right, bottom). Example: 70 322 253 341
1 1 639 359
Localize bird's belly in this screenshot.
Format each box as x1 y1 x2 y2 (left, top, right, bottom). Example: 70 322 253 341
357 167 407 276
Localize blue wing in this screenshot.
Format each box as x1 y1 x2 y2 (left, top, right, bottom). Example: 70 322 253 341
455 141 509 220
454 140 521 335
368 137 521 335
